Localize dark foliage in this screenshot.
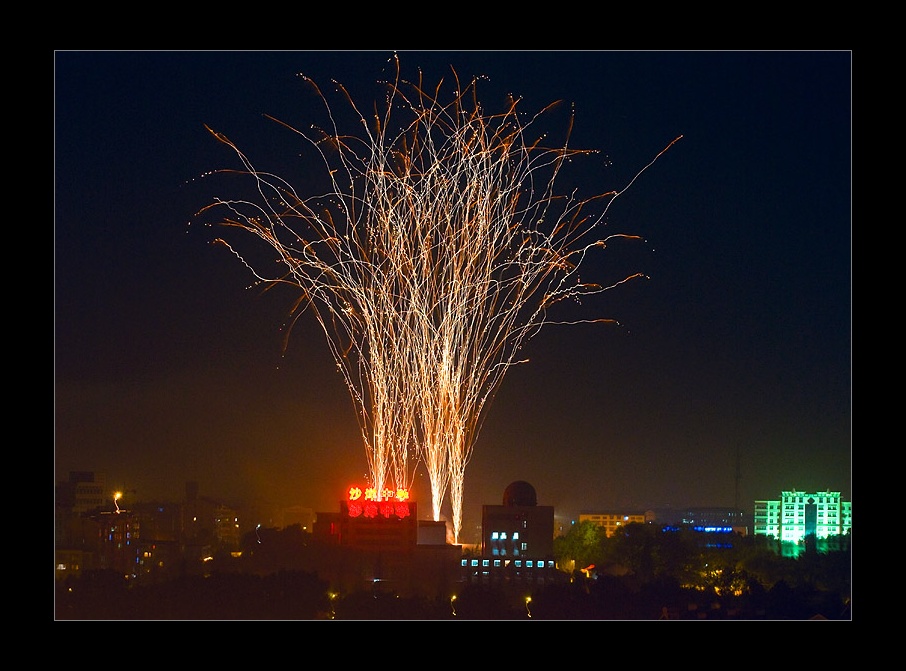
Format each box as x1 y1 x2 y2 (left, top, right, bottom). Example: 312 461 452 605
54 526 851 620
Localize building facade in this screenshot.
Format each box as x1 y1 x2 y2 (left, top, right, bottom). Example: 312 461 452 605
753 489 851 545
578 510 654 537
462 481 560 588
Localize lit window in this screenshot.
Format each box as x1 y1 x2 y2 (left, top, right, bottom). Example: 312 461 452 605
527 560 534 567
500 532 508 540
494 560 501 567
513 532 519 540
491 531 499 540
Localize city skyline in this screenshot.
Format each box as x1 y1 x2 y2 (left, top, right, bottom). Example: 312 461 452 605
55 51 852 531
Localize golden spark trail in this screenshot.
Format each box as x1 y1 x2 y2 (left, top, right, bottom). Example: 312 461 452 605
198 53 680 544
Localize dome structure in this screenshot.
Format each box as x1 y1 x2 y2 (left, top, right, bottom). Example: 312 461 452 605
503 480 537 507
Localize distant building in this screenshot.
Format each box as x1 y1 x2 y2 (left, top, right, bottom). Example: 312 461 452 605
96 509 140 576
312 491 462 597
55 475 245 583
181 481 241 559
579 510 655 537
461 481 560 588
651 506 748 536
753 489 851 548
56 471 108 515
55 471 109 581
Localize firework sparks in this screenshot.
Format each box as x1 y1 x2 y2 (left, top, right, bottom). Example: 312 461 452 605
198 54 679 544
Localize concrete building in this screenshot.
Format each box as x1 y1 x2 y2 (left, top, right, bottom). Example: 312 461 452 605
462 481 560 588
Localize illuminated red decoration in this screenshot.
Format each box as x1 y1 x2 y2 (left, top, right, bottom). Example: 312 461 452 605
346 486 412 518
347 486 410 503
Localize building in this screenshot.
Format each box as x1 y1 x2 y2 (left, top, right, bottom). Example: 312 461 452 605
96 509 141 576
311 487 463 597
462 481 560 588
55 471 108 515
651 506 748 536
55 471 109 581
181 481 242 560
753 489 851 553
55 475 244 583
578 510 655 538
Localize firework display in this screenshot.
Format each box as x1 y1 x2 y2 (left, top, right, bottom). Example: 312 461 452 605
199 55 679 543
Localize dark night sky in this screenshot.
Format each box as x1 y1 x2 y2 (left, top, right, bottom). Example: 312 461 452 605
54 51 851 539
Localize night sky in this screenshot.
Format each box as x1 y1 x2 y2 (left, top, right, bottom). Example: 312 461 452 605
54 51 851 538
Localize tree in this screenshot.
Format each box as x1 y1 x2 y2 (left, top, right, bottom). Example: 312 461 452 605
553 520 607 576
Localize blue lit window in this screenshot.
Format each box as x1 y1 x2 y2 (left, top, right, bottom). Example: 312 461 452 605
491 531 499 540
512 532 519 540
494 560 501 567
482 559 489 567
527 560 534 567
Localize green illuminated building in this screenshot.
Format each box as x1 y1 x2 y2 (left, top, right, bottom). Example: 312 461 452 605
753 489 851 546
